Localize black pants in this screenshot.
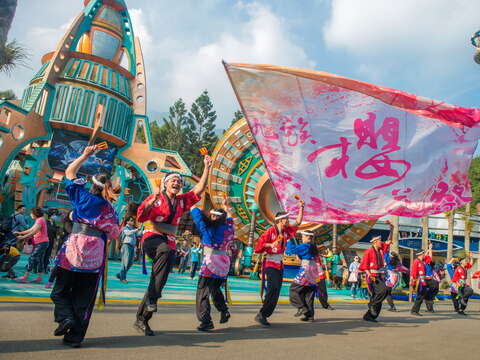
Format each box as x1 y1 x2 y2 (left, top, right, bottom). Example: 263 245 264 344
190 261 199 278
385 287 395 308
412 278 438 313
290 283 315 317
411 281 428 313
316 279 330 308
424 279 439 311
364 277 388 319
196 276 228 324
43 239 54 273
0 255 20 277
50 267 99 343
452 286 474 312
136 236 176 322
451 291 460 312
260 267 283 318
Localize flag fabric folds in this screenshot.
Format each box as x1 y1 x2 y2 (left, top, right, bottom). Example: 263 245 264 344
224 62 480 224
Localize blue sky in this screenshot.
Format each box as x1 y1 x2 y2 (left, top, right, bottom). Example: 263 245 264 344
2 0 480 132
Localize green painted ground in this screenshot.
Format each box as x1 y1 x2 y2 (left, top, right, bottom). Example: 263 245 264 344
0 255 362 303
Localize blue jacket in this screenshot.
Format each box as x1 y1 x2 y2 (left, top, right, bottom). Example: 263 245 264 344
191 208 232 249
286 241 315 260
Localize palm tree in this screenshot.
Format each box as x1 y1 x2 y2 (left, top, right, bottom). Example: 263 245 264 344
462 203 472 253
421 216 429 249
0 0 17 47
445 210 455 261
0 0 28 74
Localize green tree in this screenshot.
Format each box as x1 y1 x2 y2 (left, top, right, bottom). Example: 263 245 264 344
468 156 480 211
0 89 16 99
184 90 218 175
231 110 243 126
0 0 16 48
158 99 188 154
0 0 27 75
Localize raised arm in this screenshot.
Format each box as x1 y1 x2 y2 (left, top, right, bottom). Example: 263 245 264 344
385 220 394 245
295 199 305 226
15 222 41 240
192 156 212 196
65 146 96 180
190 208 213 245
222 197 234 219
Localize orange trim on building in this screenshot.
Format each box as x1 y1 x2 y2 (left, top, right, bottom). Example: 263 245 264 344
50 121 127 147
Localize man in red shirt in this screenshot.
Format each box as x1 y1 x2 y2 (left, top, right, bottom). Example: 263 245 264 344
254 199 304 326
409 249 429 316
359 235 389 322
451 257 474 315
134 156 212 336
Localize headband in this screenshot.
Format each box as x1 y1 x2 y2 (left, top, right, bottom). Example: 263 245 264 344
275 213 290 221
91 175 105 189
164 173 183 184
210 209 223 216
416 250 425 256
301 231 315 236
370 236 381 243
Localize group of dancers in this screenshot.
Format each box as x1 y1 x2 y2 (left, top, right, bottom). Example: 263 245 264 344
45 146 477 348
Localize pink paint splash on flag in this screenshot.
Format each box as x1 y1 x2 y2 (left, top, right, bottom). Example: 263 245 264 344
224 62 480 224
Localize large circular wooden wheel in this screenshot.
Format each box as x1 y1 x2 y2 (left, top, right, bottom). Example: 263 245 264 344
208 118 376 249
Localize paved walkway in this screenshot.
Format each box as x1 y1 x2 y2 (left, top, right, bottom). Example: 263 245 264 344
0 301 478 360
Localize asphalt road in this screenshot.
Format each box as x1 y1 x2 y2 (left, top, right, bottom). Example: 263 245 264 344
0 300 478 360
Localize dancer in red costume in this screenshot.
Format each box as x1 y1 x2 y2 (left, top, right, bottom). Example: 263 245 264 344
253 199 304 326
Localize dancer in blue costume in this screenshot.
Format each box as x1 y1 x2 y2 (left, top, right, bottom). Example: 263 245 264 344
50 145 120 348
286 230 320 322
191 198 235 331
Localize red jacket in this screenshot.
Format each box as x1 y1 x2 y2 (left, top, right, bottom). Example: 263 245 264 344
452 266 468 284
410 258 425 280
255 225 298 270
410 256 432 280
137 191 200 248
359 243 388 272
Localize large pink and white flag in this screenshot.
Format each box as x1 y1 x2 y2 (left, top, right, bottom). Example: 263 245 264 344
224 62 480 224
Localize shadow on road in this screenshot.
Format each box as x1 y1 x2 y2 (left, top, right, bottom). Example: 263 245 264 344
0 317 429 353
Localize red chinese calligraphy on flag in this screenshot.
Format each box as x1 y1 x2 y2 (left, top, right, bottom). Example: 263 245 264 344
224 62 480 224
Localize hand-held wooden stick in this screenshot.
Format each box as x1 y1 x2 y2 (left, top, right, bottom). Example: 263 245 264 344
294 194 302 201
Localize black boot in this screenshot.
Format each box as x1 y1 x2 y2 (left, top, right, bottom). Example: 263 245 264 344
363 313 377 323
300 315 314 322
133 320 155 336
254 313 270 327
54 318 75 337
62 338 81 348
425 301 435 313
410 311 422 316
388 305 397 312
197 322 214 331
220 311 231 324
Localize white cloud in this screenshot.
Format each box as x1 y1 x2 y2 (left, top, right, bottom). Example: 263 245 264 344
164 2 316 126
129 8 153 57
322 0 480 102
324 0 480 57
1 1 315 129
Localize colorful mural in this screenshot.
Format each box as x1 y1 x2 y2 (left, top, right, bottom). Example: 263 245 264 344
0 0 192 220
